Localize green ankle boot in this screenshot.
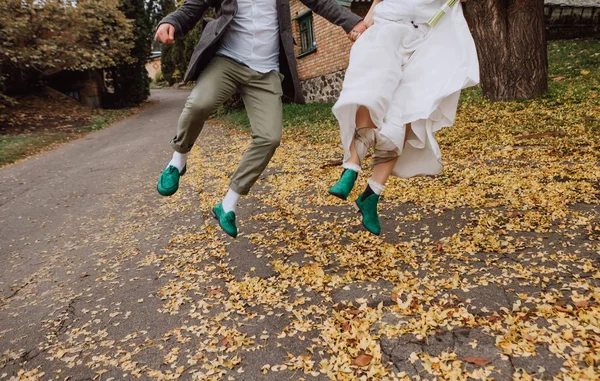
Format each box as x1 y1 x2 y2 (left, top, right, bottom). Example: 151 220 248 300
355 192 381 235
329 169 358 200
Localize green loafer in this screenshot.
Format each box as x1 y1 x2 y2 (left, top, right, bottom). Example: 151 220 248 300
329 169 358 200
355 191 381 235
211 202 238 238
157 164 186 196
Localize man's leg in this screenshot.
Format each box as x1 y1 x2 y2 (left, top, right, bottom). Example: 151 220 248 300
157 57 240 196
171 57 240 154
211 70 282 238
228 71 283 197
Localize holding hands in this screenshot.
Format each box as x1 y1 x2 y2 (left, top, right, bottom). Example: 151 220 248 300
348 20 369 42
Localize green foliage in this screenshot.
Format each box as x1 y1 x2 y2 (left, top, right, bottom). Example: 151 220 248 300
161 9 211 85
0 76 16 116
218 102 338 143
104 0 153 108
151 0 177 28
544 39 600 105
459 38 600 111
0 0 134 91
0 133 69 167
154 70 165 84
221 102 337 131
173 69 183 83
0 0 136 110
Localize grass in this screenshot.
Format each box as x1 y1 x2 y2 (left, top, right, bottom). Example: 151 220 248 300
0 133 69 166
217 39 600 138
0 108 137 167
81 108 136 132
217 102 339 143
458 39 600 111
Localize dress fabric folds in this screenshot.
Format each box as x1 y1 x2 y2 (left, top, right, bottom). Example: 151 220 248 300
332 0 480 178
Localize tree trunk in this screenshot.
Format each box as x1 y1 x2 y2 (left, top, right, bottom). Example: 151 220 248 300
463 0 548 101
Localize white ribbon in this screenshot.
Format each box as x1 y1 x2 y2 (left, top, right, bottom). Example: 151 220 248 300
440 3 451 13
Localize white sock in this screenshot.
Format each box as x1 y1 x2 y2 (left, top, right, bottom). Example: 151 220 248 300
222 189 240 213
342 163 362 173
367 179 385 195
168 152 188 172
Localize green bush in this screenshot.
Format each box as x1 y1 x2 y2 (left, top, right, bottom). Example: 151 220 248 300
155 70 165 83
160 9 214 85
0 0 134 96
103 0 153 108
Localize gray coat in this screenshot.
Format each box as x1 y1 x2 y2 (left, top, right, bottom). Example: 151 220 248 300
160 0 362 103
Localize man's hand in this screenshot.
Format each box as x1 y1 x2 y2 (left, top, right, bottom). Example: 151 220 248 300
155 23 176 44
348 20 368 42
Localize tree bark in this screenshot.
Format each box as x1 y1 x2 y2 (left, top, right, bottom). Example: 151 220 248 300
463 0 548 101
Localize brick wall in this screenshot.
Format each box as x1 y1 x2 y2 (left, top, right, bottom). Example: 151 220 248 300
289 0 354 81
289 1 371 102
545 4 600 39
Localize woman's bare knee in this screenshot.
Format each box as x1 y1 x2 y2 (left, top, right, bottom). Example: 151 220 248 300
356 106 377 129
404 123 412 143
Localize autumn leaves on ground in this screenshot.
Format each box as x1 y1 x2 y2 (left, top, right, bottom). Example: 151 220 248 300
2 40 599 380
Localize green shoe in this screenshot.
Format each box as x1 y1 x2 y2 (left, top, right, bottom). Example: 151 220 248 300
211 203 238 238
355 192 381 235
157 164 186 196
329 169 358 200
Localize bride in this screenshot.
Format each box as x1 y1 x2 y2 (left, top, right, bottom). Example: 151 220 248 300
328 0 479 235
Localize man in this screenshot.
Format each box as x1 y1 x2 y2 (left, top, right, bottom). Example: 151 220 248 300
155 0 367 238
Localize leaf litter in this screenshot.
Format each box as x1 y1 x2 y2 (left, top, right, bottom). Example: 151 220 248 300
3 41 600 380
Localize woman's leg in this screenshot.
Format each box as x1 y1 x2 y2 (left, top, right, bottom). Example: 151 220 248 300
371 157 398 185
329 107 377 199
356 106 377 129
370 123 410 184
346 106 377 166
356 123 410 235
356 157 397 236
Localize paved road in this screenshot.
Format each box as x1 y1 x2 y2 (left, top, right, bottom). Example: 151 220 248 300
0 90 200 379
1 90 184 302
0 90 326 380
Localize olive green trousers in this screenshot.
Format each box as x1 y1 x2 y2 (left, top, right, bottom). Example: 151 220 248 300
170 56 284 195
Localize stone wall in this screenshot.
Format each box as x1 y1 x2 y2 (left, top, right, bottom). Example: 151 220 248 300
545 3 600 39
300 69 345 103
46 69 103 109
545 0 600 6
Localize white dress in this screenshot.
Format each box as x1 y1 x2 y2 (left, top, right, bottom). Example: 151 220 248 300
332 0 479 178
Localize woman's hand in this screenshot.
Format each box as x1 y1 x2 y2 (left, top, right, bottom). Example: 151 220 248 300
348 20 368 42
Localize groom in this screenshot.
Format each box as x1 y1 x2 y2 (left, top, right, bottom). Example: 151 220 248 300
155 0 367 237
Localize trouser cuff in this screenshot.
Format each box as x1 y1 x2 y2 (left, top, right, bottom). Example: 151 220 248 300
170 140 193 154
228 180 251 196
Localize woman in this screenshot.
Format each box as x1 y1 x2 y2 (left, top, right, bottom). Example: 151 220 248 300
329 0 479 235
